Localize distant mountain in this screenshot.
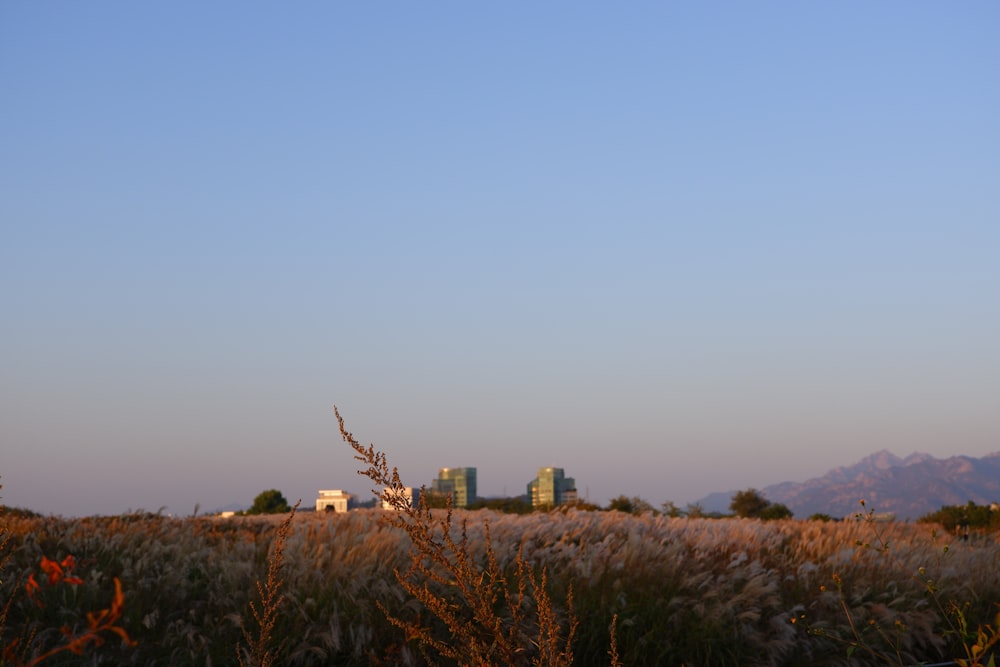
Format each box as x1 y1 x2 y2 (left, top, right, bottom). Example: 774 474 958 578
698 450 1000 520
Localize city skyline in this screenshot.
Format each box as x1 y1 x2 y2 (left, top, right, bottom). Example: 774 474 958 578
3 3 998 517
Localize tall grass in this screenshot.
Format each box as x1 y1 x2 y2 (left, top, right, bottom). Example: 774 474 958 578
2 506 999 664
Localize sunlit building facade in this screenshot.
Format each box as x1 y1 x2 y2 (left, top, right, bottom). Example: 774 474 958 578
527 467 577 508
430 467 477 508
316 489 353 513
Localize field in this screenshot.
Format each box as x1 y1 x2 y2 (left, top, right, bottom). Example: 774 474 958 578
2 507 998 666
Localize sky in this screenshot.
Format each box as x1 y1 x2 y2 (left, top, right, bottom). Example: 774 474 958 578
2 3 999 517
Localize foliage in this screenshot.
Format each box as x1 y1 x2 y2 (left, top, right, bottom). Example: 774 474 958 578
605 495 654 515
467 496 534 514
421 491 453 509
760 502 794 521
731 488 795 520
661 501 683 517
920 501 1000 533
684 501 705 518
246 490 291 516
568 500 603 512
730 488 770 518
0 508 39 521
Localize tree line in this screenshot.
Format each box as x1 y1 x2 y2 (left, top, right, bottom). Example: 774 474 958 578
242 489 1000 531
243 487 795 520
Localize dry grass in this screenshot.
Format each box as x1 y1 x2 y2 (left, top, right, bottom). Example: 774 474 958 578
2 506 999 665
0 481 13 661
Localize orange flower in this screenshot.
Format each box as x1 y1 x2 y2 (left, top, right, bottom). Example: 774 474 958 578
61 555 84 584
7 567 135 666
40 554 84 586
84 578 135 647
40 555 65 585
27 555 85 610
25 573 42 607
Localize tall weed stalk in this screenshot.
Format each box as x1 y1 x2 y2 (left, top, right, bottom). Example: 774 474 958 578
238 499 301 667
335 406 577 666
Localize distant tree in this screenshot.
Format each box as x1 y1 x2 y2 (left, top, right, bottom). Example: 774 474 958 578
468 496 533 514
606 495 654 515
631 496 654 514
685 502 704 518
759 503 793 520
808 513 834 522
423 491 452 509
729 489 793 520
920 501 1000 532
606 495 635 513
730 489 771 518
246 489 290 515
571 500 603 512
661 501 682 518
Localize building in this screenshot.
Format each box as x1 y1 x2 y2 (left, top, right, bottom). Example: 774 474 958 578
382 487 416 510
430 467 477 508
527 467 577 509
316 489 353 513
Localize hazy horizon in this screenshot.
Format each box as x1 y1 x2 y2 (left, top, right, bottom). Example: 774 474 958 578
3 3 998 517
5 444 1000 518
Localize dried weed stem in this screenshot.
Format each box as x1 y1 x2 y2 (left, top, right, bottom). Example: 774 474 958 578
239 499 301 667
335 405 577 666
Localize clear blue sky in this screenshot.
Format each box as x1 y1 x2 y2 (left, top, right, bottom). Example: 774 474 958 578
2 3 998 516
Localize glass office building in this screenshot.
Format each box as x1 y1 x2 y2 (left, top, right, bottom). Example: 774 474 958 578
430 467 477 508
527 467 577 508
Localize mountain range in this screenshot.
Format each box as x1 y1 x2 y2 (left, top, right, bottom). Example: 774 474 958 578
697 450 1000 520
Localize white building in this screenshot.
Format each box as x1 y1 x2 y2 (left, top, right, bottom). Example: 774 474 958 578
382 487 416 510
316 489 353 513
